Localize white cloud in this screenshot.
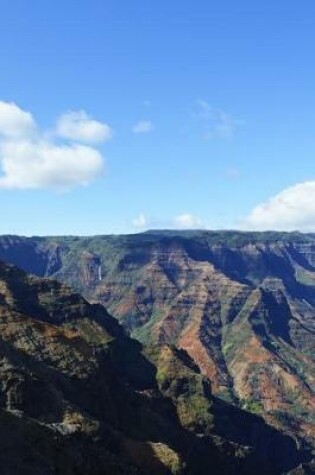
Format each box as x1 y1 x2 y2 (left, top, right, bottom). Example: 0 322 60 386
132 120 154 134
242 181 315 231
56 110 112 143
132 213 205 231
0 101 108 190
132 213 147 229
173 214 204 229
0 101 36 138
0 140 103 190
195 100 242 139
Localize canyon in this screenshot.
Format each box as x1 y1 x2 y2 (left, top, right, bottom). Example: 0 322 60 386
0 230 314 473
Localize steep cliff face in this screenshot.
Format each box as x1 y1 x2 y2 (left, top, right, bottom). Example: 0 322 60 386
0 259 306 474
0 231 314 465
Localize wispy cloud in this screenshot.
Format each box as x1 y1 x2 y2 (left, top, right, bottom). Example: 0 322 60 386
194 100 243 139
0 101 111 190
132 120 154 134
241 181 315 231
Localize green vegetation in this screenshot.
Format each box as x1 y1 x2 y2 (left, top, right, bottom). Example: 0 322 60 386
147 345 214 434
241 399 264 414
132 309 165 343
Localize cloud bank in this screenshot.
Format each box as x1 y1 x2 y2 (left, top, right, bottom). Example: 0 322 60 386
242 181 315 231
0 101 112 190
173 214 204 229
132 213 204 230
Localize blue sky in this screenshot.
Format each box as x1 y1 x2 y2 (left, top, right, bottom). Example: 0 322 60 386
1 1 315 235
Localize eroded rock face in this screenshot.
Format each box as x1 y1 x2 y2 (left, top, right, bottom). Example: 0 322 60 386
0 231 314 470
0 259 308 474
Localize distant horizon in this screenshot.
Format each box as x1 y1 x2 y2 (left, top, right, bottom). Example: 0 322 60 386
0 228 312 239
